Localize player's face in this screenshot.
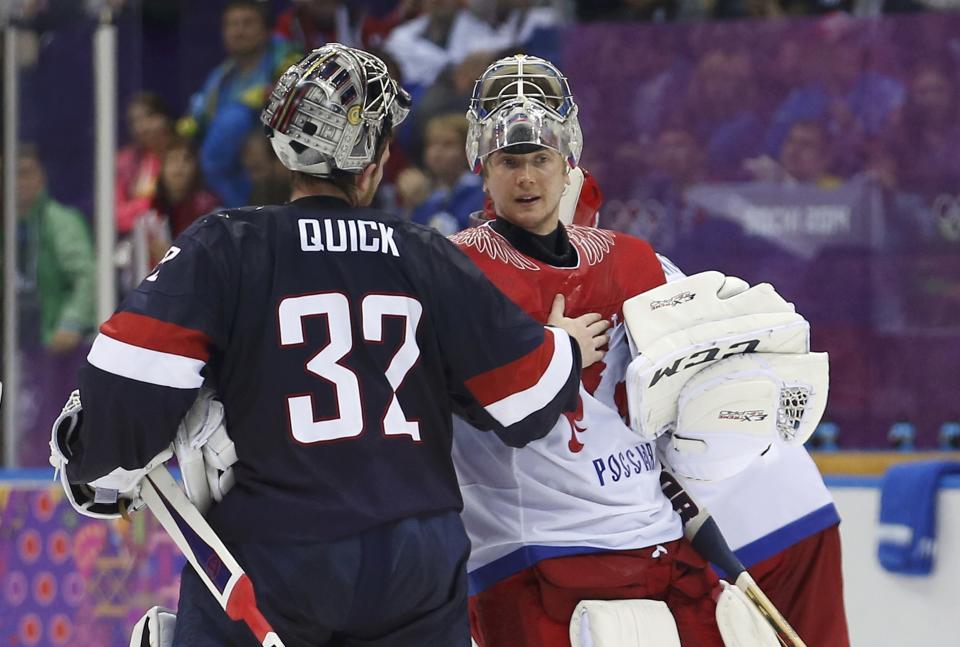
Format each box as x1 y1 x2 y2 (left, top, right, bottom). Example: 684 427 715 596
484 149 569 235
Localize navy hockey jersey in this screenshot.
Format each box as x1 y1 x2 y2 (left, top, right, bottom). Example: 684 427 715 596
70 195 580 542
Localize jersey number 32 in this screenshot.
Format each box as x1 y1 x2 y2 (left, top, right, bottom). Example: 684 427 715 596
278 292 422 444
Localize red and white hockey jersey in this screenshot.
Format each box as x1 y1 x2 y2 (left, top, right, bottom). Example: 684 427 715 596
657 258 839 570
451 222 682 594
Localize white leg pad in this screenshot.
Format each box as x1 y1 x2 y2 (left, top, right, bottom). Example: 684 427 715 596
716 581 780 647
129 606 176 647
569 599 681 647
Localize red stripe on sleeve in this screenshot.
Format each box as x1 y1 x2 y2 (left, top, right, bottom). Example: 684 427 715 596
465 329 555 406
100 312 211 361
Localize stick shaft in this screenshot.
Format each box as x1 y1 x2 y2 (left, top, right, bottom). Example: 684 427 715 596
139 466 285 647
661 470 807 647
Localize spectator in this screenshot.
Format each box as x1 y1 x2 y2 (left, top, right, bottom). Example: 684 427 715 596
383 0 497 92
647 125 707 191
241 130 291 205
179 0 296 207
625 31 692 141
574 0 706 21
400 113 484 234
116 92 174 235
714 0 851 18
626 126 706 250
152 138 221 246
888 59 960 200
765 15 905 174
13 144 96 353
273 0 417 51
273 0 361 50
8 144 95 465
712 0 785 18
473 0 560 48
745 121 841 187
681 48 765 180
409 49 502 159
779 121 842 187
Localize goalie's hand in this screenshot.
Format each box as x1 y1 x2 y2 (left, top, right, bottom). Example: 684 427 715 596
548 294 610 369
49 389 172 520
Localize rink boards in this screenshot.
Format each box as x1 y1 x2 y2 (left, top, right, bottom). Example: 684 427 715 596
1 468 958 646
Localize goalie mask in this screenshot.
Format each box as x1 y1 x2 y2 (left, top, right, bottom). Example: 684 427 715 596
262 43 411 177
466 54 582 173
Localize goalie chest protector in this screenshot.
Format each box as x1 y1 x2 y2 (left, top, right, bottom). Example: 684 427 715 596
450 223 683 592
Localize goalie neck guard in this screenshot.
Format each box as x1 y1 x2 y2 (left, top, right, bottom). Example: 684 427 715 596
262 43 411 177
466 54 583 173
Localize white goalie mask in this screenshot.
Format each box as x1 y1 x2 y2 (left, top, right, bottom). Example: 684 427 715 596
466 54 582 173
262 43 411 177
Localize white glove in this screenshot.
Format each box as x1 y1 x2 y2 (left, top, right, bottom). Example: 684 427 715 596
129 606 176 647
622 272 810 441
660 351 829 481
50 390 172 519
173 387 237 514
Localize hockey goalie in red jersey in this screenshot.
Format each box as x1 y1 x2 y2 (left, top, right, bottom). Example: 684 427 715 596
452 54 847 647
449 54 726 647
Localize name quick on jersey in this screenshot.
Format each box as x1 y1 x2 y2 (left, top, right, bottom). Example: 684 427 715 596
298 218 399 257
593 443 657 487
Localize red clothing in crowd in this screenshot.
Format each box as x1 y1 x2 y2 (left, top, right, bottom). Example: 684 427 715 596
115 146 162 234
153 189 220 238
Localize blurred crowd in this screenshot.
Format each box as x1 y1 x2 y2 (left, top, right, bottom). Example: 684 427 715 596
3 0 960 460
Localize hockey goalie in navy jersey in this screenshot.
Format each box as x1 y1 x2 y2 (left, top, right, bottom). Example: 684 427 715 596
48 45 612 647
449 55 727 647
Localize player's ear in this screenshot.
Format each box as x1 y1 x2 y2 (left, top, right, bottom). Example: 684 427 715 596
356 162 379 198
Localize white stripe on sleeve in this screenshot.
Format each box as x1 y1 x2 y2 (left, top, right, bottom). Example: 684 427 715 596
88 334 205 389
484 326 574 427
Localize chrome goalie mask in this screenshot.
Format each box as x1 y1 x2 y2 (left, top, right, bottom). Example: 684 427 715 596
466 54 583 173
262 43 411 176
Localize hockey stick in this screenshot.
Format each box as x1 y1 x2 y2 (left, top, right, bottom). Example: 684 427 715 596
660 471 807 647
138 465 286 647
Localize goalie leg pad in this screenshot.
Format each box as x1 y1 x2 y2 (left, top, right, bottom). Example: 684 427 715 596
569 600 681 647
129 606 176 647
715 582 780 647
